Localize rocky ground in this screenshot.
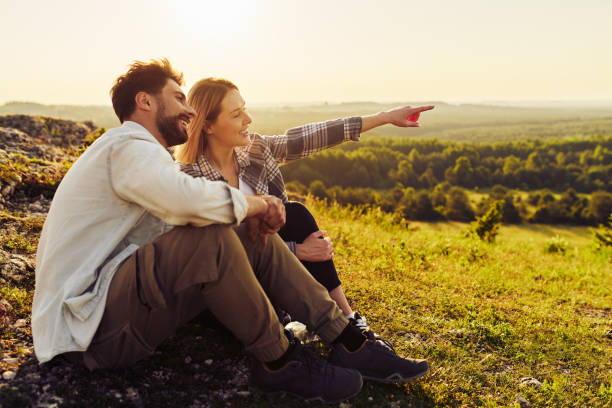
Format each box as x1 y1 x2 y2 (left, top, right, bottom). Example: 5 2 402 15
0 115 318 408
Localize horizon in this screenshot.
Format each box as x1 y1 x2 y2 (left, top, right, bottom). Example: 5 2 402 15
1 0 611 106
3 98 612 110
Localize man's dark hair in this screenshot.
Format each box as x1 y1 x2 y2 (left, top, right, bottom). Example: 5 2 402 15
110 58 184 123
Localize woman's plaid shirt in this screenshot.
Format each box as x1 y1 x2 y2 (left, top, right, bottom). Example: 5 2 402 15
179 117 362 203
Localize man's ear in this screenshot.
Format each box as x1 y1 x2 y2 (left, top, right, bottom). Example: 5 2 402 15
135 91 153 112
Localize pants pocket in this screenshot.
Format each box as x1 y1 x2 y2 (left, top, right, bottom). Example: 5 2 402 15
86 323 155 369
136 243 167 310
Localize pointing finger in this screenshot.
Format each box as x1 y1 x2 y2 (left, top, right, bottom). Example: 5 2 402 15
417 105 435 112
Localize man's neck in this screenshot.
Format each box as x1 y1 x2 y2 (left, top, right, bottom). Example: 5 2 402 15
125 115 166 148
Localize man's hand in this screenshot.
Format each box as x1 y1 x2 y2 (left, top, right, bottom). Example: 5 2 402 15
244 194 286 244
386 105 435 127
260 195 285 233
296 230 334 262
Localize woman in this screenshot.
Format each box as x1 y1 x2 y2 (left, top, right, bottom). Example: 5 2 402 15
176 78 433 330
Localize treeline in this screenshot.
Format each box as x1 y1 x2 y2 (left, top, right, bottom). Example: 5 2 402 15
287 181 612 226
282 137 612 193
281 136 612 225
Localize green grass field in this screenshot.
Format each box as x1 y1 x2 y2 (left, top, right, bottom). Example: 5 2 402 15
307 196 611 407
1 197 610 407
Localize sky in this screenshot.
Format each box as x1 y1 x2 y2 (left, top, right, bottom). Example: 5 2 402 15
1 0 611 106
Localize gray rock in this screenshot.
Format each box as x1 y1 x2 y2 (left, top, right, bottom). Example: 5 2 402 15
515 394 532 408
3 357 19 364
2 370 16 380
519 377 543 388
12 318 27 328
28 201 44 212
0 258 27 282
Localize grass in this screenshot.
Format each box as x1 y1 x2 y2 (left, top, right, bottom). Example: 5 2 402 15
0 196 610 407
309 197 611 407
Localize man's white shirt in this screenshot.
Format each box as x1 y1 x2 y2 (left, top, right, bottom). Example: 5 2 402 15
32 121 248 364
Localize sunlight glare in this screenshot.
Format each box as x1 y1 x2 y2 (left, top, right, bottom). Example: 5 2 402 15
172 0 255 45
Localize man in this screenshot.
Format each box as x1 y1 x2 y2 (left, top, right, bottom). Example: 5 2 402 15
32 59 429 403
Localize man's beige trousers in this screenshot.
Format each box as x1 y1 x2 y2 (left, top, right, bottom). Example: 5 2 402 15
68 224 348 370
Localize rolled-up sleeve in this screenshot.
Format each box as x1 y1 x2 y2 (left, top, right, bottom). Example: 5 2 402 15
262 117 362 165
110 138 248 226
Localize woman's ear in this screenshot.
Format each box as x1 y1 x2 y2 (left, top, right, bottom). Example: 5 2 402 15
203 120 212 136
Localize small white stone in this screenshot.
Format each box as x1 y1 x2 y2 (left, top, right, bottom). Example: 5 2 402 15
125 387 139 400
519 377 543 388
184 356 192 364
367 397 373 401
285 321 308 341
15 319 27 327
204 359 213 366
236 390 250 397
2 370 16 380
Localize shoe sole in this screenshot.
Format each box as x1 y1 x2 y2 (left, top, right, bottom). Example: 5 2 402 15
251 376 363 405
362 367 429 384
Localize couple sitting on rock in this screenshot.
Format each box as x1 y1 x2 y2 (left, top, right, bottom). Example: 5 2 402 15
32 58 434 403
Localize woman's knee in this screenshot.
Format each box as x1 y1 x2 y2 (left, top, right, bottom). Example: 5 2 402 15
284 201 319 231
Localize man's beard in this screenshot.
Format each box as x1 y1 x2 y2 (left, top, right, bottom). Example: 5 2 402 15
156 100 188 147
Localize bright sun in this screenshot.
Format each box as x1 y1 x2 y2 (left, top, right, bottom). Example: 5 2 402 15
172 0 255 42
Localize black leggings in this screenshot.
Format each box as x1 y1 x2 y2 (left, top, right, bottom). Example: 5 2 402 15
277 202 342 292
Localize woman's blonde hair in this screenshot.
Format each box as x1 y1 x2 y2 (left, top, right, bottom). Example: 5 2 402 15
174 77 238 164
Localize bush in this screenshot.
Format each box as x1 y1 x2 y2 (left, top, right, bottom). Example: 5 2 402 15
592 214 612 248
471 200 503 242
545 234 568 254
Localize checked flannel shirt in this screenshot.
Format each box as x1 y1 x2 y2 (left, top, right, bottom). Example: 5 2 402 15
180 116 363 252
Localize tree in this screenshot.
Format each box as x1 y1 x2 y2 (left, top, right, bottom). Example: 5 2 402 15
445 187 475 221
588 191 612 223
471 200 503 242
592 213 612 248
445 156 475 188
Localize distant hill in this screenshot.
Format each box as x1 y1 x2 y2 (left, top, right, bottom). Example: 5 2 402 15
0 102 120 129
2 100 611 142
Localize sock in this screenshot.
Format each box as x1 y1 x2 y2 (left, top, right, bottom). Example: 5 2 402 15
334 321 366 352
264 330 297 370
345 312 355 319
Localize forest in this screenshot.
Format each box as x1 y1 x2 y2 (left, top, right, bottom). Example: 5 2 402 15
282 136 612 225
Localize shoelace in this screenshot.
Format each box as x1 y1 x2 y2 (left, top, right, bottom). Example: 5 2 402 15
352 315 370 331
362 329 396 354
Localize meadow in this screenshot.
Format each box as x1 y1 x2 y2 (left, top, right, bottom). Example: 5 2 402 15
0 107 611 407
1 194 610 407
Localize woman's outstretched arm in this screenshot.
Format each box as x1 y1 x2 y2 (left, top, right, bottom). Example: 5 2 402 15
261 105 434 165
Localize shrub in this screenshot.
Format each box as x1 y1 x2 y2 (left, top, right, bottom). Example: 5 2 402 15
545 234 568 254
471 200 503 242
592 214 612 249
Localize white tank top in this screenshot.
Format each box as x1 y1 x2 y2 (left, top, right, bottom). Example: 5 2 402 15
239 178 256 196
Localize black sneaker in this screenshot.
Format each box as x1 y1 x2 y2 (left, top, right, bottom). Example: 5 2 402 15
329 328 429 384
250 331 363 404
